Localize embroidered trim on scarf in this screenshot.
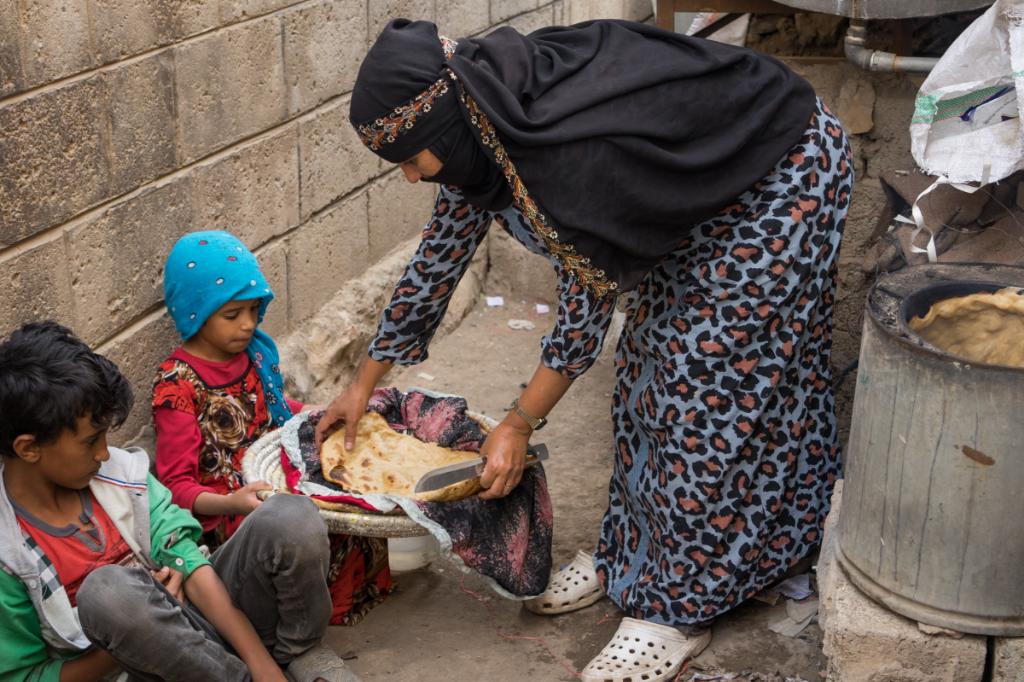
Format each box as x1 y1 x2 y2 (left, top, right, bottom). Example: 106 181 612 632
452 79 619 298
355 34 618 297
356 36 459 152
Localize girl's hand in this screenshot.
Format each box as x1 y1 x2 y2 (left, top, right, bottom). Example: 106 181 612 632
478 422 530 500
314 384 373 451
228 481 272 515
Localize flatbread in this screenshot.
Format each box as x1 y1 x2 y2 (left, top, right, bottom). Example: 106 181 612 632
909 287 1024 367
320 412 483 502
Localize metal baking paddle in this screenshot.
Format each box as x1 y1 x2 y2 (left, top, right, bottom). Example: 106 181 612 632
413 443 549 494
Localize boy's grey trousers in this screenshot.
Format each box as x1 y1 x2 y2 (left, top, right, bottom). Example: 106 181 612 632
78 494 332 681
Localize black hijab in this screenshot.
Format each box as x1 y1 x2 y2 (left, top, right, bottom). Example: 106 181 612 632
350 19 816 293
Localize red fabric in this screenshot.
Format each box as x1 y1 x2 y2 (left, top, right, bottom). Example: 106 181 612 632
152 347 303 533
17 492 134 606
153 407 211 520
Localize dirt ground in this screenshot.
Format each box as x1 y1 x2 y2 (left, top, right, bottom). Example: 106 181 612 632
327 299 826 682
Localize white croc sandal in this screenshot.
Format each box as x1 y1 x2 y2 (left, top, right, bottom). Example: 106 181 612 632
524 549 604 615
580 617 711 682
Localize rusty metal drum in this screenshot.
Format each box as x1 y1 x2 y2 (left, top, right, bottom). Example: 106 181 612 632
837 263 1024 636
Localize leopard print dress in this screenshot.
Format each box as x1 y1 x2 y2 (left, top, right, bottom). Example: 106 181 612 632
371 99 852 626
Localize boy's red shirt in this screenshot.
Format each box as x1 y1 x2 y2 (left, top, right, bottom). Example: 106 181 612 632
15 491 136 606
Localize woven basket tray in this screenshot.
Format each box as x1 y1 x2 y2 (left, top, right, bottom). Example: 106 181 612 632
240 412 495 538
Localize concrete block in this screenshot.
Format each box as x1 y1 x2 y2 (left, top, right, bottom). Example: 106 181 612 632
282 0 366 115
298 96 380 220
255 238 289 340
564 0 624 23
368 0 435 46
552 0 566 25
622 0 652 20
69 180 195 346
287 192 369 324
485 227 558 303
994 637 1024 681
436 0 490 38
0 3 22 96
491 0 540 25
90 0 220 63
818 482 987 682
221 0 299 22
190 127 300 249
366 170 436 263
277 237 420 401
98 312 179 447
20 0 96 88
0 76 110 247
103 53 178 196
503 4 555 34
174 16 287 163
0 236 75 338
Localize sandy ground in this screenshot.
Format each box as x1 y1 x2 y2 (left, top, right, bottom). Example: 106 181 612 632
325 298 826 682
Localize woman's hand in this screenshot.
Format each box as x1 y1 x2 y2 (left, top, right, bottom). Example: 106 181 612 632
478 422 531 500
314 384 373 450
314 357 393 450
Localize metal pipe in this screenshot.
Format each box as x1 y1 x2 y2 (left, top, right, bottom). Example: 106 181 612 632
844 20 939 73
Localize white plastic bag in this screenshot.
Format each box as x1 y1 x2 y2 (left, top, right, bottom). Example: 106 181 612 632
911 0 1024 185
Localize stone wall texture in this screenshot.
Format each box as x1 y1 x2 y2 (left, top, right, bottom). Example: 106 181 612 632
0 0 652 444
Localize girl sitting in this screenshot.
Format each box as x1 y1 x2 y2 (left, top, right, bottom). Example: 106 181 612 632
152 230 391 625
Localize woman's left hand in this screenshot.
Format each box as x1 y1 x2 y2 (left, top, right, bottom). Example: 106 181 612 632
478 422 530 500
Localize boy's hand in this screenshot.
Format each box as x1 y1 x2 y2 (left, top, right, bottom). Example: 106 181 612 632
151 566 186 602
228 481 273 515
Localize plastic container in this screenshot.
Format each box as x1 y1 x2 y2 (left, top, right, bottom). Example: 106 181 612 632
388 535 439 573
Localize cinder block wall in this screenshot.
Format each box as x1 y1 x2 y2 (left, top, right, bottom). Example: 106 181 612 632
0 0 650 444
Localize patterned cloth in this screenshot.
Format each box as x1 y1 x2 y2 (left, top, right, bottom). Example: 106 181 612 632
368 100 851 625
597 101 852 625
153 352 276 543
289 391 554 597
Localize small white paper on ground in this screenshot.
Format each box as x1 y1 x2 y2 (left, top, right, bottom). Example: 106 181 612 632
535 303 550 314
769 610 816 638
786 596 819 623
507 319 536 331
775 573 814 601
768 596 819 638
416 372 435 381
486 296 505 307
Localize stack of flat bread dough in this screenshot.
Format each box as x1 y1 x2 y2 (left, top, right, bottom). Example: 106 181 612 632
909 287 1024 367
320 412 483 502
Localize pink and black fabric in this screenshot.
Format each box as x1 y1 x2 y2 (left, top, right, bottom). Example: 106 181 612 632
294 390 553 597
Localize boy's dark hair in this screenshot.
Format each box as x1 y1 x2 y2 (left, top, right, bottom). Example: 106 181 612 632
0 321 133 456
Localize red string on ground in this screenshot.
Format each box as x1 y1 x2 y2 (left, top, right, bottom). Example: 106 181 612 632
458 579 583 679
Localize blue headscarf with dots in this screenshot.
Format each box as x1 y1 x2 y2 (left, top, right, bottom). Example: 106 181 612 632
164 230 292 427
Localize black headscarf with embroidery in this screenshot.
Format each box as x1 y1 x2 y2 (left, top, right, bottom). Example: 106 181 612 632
350 19 817 292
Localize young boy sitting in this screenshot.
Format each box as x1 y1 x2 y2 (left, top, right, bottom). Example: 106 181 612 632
0 321 358 682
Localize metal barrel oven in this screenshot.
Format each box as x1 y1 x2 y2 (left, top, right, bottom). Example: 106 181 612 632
837 263 1024 636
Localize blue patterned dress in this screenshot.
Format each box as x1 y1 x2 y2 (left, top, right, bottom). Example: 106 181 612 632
369 99 852 626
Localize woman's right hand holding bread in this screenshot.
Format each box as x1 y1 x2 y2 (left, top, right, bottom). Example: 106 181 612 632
315 356 393 451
